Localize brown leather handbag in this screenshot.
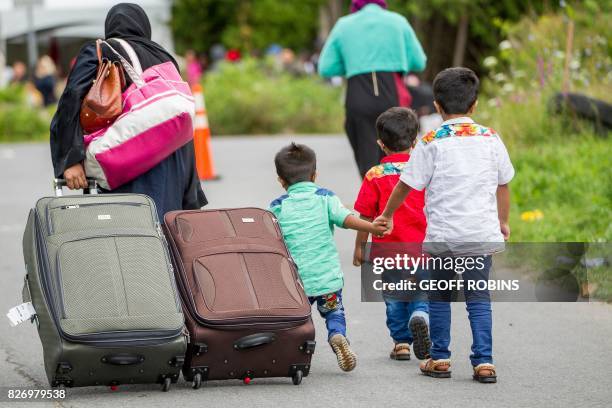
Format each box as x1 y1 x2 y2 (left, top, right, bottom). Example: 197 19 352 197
80 39 126 134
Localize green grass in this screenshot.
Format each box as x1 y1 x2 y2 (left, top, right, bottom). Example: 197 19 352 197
508 137 611 242
476 93 611 243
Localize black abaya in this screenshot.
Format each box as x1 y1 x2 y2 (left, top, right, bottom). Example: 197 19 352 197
345 71 411 178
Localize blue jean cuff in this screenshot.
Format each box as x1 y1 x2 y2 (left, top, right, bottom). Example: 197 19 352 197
471 359 494 366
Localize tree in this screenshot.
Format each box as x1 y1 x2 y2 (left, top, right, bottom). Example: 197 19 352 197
171 0 325 54
171 0 239 54
387 0 559 78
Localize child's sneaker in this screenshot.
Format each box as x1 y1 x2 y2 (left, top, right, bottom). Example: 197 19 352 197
389 343 411 360
329 334 357 372
409 313 431 360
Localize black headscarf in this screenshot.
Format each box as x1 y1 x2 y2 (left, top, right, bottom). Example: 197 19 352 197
103 3 178 73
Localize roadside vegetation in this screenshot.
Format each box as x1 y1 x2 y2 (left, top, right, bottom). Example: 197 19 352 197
0 85 50 142
473 4 610 299
204 58 344 135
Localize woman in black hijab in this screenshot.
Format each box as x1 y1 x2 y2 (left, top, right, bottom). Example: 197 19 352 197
50 3 207 219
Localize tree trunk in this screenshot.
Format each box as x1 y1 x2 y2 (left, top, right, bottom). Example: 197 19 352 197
317 0 344 48
452 13 469 67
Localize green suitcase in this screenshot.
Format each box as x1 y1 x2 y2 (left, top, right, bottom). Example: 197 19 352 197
21 181 187 391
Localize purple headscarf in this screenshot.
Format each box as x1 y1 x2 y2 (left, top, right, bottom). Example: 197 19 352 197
351 0 387 13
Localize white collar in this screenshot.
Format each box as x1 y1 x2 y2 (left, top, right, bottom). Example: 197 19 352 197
441 116 474 126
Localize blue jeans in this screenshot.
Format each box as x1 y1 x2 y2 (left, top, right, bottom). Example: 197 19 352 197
428 255 493 366
385 300 429 344
308 290 346 340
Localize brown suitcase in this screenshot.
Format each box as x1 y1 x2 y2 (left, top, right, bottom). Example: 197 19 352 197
163 208 316 388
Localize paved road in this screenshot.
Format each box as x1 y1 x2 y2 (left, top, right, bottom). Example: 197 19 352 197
1 136 611 408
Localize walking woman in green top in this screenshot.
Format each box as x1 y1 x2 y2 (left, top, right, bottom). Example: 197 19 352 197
318 0 427 177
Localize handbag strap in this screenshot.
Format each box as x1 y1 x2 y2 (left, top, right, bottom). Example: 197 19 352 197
95 39 103 64
111 38 143 75
99 39 145 88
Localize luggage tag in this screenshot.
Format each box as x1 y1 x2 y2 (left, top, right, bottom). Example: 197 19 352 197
6 302 36 327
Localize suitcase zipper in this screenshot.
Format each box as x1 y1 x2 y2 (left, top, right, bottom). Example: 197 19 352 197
157 222 183 314
47 201 152 234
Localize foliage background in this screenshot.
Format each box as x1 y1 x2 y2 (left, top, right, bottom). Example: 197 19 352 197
172 0 324 55
0 86 49 142
203 58 343 135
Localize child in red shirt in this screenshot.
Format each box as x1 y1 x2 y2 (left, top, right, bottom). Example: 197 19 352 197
353 107 430 361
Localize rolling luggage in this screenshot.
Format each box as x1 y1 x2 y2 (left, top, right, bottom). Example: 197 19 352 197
21 179 187 391
163 208 316 388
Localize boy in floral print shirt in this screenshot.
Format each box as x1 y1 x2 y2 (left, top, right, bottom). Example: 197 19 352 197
374 67 514 384
353 107 431 362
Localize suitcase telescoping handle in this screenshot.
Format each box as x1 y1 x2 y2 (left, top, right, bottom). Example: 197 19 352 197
233 333 276 350
53 178 98 197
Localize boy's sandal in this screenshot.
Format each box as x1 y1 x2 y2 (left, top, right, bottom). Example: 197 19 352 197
419 358 451 378
389 343 411 360
473 363 497 383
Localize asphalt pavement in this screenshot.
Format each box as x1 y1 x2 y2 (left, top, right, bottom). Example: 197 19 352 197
0 136 611 408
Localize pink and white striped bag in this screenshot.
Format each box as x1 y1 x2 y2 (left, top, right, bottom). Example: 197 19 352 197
83 39 195 190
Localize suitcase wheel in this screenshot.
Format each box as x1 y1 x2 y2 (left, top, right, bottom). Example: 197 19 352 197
161 377 172 392
192 373 203 389
292 370 303 385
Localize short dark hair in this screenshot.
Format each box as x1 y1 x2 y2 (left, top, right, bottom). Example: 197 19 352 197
433 67 480 114
376 107 420 152
274 142 317 186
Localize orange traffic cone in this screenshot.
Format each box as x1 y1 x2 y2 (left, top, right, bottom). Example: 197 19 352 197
192 83 219 180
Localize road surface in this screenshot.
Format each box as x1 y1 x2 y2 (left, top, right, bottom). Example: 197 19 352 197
0 136 611 407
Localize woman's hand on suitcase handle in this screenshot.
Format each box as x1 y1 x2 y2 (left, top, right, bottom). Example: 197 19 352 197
64 163 88 190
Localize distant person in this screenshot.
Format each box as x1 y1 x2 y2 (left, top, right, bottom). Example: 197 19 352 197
318 0 427 178
209 43 226 71
374 68 515 383
353 107 430 362
34 56 57 106
50 2 206 218
270 143 386 372
185 49 202 87
10 61 28 85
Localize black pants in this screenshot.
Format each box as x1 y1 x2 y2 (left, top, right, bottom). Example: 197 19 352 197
345 72 409 178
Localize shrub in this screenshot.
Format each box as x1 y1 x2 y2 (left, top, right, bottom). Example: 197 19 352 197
481 2 611 101
0 104 49 142
203 58 344 135
0 84 27 104
0 84 49 141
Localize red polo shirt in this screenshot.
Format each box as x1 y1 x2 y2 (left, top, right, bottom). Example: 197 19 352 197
354 153 426 243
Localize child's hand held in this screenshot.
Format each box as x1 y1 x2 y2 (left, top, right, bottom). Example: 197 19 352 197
373 215 393 235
